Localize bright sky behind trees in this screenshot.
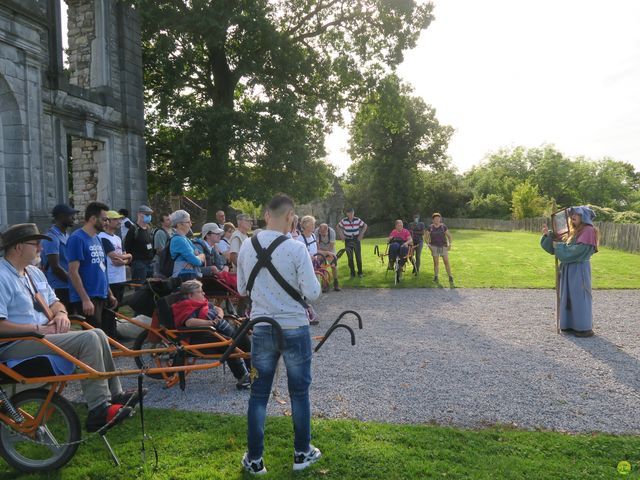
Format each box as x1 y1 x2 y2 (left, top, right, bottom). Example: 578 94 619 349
326 0 640 174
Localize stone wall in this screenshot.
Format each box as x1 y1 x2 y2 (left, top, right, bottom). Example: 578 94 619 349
0 0 147 231
66 0 94 88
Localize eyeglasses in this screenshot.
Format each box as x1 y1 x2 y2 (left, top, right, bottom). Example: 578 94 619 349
22 242 40 247
99 217 109 222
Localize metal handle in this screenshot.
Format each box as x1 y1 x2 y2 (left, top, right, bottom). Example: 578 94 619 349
219 317 284 364
314 324 355 352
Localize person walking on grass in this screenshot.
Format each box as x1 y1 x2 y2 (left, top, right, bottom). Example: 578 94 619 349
237 193 322 475
540 206 598 337
426 212 453 284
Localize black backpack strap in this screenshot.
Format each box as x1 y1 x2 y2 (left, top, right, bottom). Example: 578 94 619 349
246 235 309 309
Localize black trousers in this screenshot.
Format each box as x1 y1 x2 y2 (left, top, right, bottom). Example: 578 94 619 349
345 238 363 275
102 282 126 339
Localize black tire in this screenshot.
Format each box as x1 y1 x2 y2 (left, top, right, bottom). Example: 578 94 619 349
132 330 176 380
0 388 80 473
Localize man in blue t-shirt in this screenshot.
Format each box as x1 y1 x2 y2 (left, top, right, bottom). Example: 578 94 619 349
68 202 117 333
41 203 78 310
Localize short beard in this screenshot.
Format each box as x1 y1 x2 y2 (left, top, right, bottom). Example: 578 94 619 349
31 255 42 267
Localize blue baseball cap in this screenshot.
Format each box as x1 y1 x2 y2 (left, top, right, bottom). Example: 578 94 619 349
51 204 78 218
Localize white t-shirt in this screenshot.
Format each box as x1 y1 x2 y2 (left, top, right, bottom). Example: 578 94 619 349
297 233 318 256
98 232 126 284
229 230 248 255
217 237 230 254
237 230 321 328
314 227 337 254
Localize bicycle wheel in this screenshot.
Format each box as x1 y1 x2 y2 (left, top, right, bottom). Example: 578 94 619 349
133 330 176 380
0 388 80 473
394 259 401 285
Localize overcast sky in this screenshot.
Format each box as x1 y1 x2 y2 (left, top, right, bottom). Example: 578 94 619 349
326 0 640 174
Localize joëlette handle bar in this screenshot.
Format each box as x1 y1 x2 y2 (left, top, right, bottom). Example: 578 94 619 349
331 310 363 331
314 324 355 353
218 317 284 365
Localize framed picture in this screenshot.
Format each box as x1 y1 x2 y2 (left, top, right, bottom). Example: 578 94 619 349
551 208 570 239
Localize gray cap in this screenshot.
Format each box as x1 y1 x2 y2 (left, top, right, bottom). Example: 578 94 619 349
138 205 154 214
201 222 223 237
170 209 191 226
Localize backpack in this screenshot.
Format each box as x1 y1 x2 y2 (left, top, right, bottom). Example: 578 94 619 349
158 236 177 277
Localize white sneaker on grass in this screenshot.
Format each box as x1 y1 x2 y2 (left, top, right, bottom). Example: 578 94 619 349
293 445 322 471
241 452 267 475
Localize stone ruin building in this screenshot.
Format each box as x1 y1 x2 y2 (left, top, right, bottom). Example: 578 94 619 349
0 0 146 231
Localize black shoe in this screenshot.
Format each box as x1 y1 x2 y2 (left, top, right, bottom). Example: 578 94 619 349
574 329 594 337
433 275 438 282
333 285 341 292
236 373 251 390
357 273 363 278
350 272 355 278
309 319 319 326
560 328 574 333
86 403 133 433
449 276 454 283
111 387 148 407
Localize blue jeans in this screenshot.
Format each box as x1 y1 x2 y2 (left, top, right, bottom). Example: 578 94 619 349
131 259 154 286
247 325 312 459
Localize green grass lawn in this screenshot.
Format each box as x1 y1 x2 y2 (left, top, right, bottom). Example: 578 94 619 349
337 230 640 289
2 408 640 479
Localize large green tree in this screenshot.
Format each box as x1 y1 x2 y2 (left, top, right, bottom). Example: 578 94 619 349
138 0 434 208
344 75 453 222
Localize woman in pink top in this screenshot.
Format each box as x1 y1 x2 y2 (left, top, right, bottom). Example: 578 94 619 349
387 219 413 268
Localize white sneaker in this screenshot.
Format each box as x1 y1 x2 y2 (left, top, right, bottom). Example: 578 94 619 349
241 452 267 475
293 445 322 471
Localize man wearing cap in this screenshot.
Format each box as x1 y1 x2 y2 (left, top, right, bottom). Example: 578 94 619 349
67 202 117 335
194 222 228 274
99 211 132 338
229 214 252 270
0 223 139 432
124 205 155 286
41 204 78 310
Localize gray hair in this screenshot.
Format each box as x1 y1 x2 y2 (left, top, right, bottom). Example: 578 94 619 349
180 279 203 295
300 215 316 229
170 209 190 226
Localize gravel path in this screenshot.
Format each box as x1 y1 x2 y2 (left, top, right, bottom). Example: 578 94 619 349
88 288 640 434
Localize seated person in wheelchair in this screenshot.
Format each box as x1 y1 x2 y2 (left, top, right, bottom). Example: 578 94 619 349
387 219 413 268
171 280 250 389
0 224 141 432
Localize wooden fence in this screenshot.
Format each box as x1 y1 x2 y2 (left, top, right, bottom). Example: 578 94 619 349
366 218 640 254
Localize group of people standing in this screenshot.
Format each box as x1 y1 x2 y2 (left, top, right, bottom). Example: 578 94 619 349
387 212 454 283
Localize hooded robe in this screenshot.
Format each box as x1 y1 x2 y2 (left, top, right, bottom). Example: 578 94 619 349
540 206 598 332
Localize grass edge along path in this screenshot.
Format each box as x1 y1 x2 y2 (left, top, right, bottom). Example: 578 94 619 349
338 230 640 289
3 409 640 479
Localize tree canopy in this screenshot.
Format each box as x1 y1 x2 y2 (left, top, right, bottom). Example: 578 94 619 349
344 75 453 222
138 0 434 209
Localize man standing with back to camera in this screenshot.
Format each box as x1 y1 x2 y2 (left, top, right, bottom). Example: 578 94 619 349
237 193 322 475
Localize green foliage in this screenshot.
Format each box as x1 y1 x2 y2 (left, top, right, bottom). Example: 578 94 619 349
511 181 549 220
344 75 453 222
138 0 434 208
586 204 617 222
613 211 640 224
466 194 511 219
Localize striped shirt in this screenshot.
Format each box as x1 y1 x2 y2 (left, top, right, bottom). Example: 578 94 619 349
338 217 365 238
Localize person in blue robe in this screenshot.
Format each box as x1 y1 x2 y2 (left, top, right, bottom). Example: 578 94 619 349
541 206 598 337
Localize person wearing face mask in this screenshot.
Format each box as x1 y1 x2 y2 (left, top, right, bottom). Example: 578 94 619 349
67 202 118 337
408 213 426 274
41 204 78 310
124 205 156 286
